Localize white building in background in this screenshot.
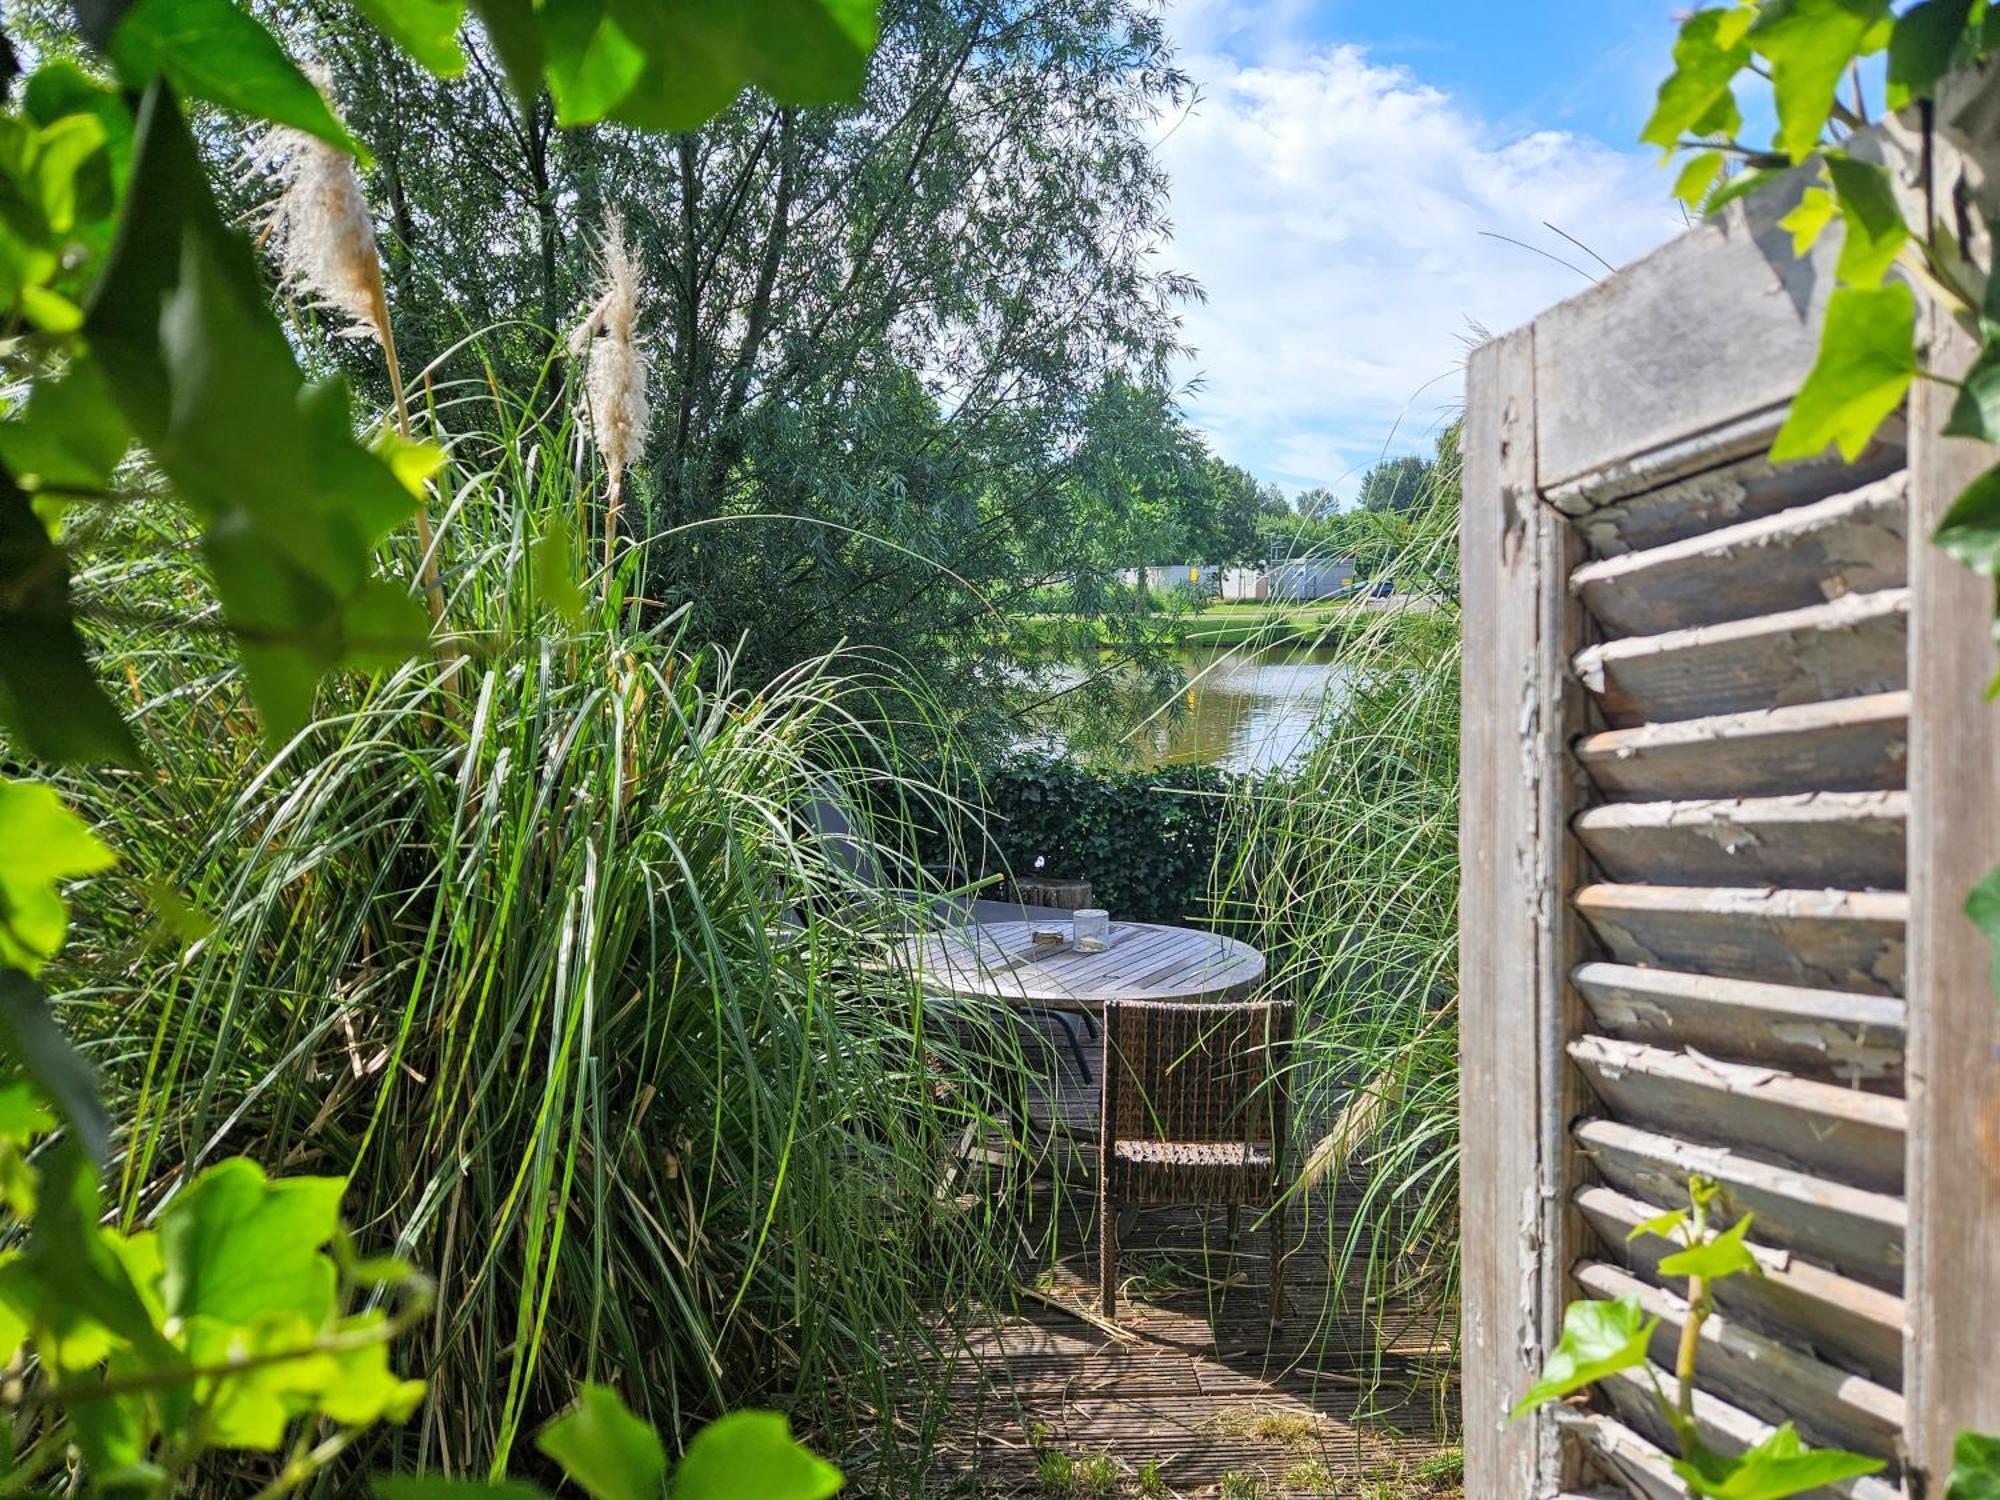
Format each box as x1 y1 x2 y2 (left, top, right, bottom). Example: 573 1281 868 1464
1115 558 1363 601
1268 558 1357 601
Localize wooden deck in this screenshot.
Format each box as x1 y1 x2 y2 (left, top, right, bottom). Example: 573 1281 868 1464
921 1020 1462 1498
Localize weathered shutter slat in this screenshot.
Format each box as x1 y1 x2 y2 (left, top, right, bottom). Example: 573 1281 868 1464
1577 1118 1904 1291
1575 445 1907 557
1572 964 1904 1088
1567 1037 1905 1193
1571 476 1907 637
1574 792 1906 888
1574 693 1909 801
1573 885 1906 995
1574 588 1910 728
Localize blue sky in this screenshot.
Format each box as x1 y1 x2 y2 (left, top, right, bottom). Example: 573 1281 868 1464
1158 0 1694 497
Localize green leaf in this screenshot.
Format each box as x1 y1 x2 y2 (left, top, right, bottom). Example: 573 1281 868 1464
1945 346 2000 444
1964 866 2000 996
1509 1296 1658 1420
1934 465 2000 575
1946 1430 2000 1499
1626 1206 1690 1244
0 466 142 765
1706 165 1786 214
317 1311 426 1426
550 0 881 129
110 0 365 158
541 0 647 127
1673 1422 1885 1499
1770 282 1915 462
1888 0 1978 107
84 85 424 743
674 1412 843 1500
1642 8 1756 151
352 0 469 76
0 353 132 495
376 1481 549 1499
1823 154 1908 287
1749 0 1894 163
0 970 110 1164
27 1142 181 1367
159 1158 346 1326
1778 185 1838 256
468 0 545 105
0 1082 54 1145
532 515 586 625
1673 150 1728 208
536 1383 666 1500
0 777 116 973
1659 1212 1760 1282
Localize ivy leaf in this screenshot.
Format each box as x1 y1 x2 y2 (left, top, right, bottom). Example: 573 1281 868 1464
553 0 880 130
541 0 647 127
1706 165 1786 214
1673 1422 1885 1499
0 353 131 497
1659 1213 1760 1282
1945 346 2000 444
0 466 141 765
84 85 424 744
531 516 586 625
468 0 545 106
110 0 364 159
1946 1430 2000 1499
1965 866 2000 997
1778 185 1838 256
1749 0 1895 164
1770 283 1915 462
673 1412 844 1500
536 1383 666 1500
1823 154 1908 287
0 777 116 974
1887 0 1978 108
0 1082 54 1146
351 0 468 77
1626 1206 1691 1244
1509 1296 1658 1420
1642 8 1756 151
28 1142 181 1365
1674 150 1728 208
0 970 109 1164
159 1158 347 1326
1934 465 2000 575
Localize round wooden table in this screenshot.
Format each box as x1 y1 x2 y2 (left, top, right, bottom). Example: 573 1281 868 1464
896 918 1266 1015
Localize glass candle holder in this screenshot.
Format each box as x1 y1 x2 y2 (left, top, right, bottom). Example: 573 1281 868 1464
1073 908 1109 952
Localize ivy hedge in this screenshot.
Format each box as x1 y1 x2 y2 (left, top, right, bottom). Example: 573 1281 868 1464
966 754 1245 925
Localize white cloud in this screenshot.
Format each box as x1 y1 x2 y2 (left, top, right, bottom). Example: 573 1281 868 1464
1158 36 1685 495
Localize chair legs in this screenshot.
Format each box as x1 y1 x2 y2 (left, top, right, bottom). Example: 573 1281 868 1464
1268 1201 1286 1325
1099 1192 1118 1319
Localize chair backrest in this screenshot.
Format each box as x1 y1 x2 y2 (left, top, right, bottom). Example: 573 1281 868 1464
800 789 886 890
1101 999 1293 1151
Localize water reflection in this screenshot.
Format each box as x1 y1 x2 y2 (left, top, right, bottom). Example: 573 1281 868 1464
1126 645 1352 772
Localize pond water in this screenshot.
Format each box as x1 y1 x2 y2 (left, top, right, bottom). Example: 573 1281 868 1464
1035 644 1354 773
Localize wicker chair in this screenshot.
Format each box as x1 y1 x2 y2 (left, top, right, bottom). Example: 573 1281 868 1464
1098 998 1294 1322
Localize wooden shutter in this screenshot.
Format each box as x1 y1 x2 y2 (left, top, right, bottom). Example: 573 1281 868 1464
1461 92 2000 1499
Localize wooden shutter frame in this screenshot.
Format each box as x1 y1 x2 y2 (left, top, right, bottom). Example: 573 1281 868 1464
1461 77 2000 1496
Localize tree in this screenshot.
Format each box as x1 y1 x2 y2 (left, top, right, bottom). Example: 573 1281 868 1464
1356 453 1433 515
306 0 1196 738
